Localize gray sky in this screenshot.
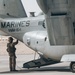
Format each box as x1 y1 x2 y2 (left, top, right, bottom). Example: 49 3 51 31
21 0 42 16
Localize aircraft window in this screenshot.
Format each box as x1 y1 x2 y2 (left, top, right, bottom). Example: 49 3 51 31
44 37 47 41
27 38 30 45
37 41 38 44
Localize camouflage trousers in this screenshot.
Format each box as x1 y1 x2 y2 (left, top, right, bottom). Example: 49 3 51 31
9 56 16 71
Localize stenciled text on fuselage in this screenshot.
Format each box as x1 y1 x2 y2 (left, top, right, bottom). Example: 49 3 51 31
1 21 30 28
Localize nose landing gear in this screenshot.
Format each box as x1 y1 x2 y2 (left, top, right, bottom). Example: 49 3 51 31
70 62 75 73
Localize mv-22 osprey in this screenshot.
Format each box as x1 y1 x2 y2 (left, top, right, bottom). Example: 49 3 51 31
0 0 75 73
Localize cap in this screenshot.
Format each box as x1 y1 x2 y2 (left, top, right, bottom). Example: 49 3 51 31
8 37 13 41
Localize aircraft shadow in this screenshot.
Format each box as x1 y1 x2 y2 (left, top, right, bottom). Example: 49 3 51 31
0 66 71 74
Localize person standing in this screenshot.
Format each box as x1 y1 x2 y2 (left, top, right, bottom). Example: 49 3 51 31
6 37 18 71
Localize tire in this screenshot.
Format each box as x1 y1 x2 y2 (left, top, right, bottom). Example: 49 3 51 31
70 62 75 73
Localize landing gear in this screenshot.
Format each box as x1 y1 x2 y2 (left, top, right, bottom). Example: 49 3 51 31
70 62 75 73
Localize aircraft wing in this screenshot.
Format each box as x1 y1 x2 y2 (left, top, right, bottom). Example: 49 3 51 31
0 0 27 18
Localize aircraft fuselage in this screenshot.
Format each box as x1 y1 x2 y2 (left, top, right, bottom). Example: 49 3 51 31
0 15 45 41
0 16 75 61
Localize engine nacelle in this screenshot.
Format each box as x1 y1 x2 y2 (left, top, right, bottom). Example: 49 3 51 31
37 0 75 45
37 0 75 15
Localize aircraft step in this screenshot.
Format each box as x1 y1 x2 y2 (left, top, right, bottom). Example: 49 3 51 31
23 57 59 68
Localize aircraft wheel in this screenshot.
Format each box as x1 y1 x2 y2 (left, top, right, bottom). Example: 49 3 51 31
28 68 29 69
70 62 75 73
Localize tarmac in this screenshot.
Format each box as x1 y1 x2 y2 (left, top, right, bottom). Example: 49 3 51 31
0 55 75 75
0 37 75 75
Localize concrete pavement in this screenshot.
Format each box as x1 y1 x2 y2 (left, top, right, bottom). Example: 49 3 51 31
0 54 75 75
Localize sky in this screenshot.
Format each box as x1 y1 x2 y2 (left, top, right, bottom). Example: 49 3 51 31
21 0 42 16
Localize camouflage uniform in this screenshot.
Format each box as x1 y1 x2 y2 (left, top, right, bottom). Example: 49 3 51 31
7 37 18 71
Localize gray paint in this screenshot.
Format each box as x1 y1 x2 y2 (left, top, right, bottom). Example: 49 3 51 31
37 0 75 45
0 0 27 18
